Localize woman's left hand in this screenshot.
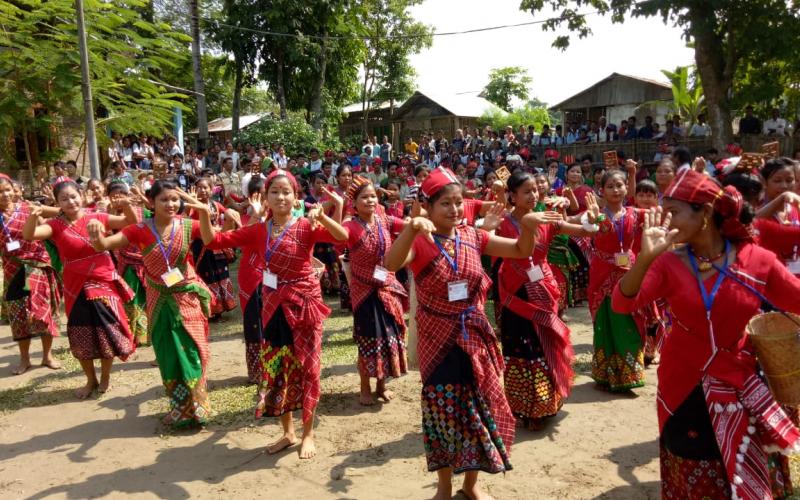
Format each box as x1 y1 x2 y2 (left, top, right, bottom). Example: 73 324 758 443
322 185 344 206
177 189 208 212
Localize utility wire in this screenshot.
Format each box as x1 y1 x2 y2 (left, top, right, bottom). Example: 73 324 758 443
200 8 606 41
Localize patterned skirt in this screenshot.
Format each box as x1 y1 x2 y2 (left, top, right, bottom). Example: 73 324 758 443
255 308 304 419
421 346 513 475
591 297 645 392
192 240 237 315
566 238 589 303
660 385 794 499
243 285 263 385
500 290 563 423
67 291 134 361
122 265 149 346
5 267 59 341
152 301 210 428
353 291 407 380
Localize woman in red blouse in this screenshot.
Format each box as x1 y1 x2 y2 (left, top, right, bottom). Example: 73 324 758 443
494 170 599 429
385 167 561 500
89 180 215 428
342 176 408 406
755 158 800 276
614 169 800 499
23 180 138 399
200 170 347 460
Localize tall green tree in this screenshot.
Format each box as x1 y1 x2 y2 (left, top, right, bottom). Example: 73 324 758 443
483 67 532 111
0 0 190 172
518 0 800 149
189 0 208 148
356 0 433 136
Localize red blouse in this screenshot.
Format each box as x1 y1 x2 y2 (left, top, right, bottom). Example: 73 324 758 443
121 218 202 270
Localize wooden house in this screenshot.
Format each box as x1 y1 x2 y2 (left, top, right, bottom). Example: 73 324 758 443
338 101 398 145
550 73 673 127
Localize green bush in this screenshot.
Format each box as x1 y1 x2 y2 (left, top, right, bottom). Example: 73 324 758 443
238 114 341 154
479 104 553 132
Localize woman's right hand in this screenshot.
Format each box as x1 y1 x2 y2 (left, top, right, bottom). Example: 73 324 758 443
86 219 106 243
410 216 435 243
640 207 678 260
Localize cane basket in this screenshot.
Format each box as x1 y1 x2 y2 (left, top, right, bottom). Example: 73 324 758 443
747 311 800 406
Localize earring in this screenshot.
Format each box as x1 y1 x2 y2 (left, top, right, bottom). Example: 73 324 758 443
701 217 708 230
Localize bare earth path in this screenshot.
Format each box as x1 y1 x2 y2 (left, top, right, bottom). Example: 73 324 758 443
0 303 662 500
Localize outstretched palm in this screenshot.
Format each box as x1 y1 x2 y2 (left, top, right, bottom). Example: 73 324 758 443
640 207 678 259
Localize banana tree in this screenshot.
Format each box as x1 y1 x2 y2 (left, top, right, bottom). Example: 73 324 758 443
637 66 705 126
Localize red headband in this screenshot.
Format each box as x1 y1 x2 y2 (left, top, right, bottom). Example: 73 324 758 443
265 169 298 192
420 167 459 200
664 169 753 242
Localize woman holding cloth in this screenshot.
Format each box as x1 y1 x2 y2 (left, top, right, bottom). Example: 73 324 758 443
613 168 800 499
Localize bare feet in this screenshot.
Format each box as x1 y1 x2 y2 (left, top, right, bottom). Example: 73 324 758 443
75 379 98 399
150 359 159 367
12 361 31 375
98 379 111 394
299 435 316 459
376 380 394 402
41 358 61 370
359 392 375 406
266 434 298 455
459 486 495 500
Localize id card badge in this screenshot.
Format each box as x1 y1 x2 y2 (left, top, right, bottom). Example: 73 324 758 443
372 265 389 283
447 280 469 302
527 265 545 283
614 252 632 268
160 267 184 287
6 240 20 252
262 270 278 289
788 259 800 275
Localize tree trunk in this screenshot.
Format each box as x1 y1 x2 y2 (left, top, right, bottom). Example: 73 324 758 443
232 57 243 141
689 6 734 150
310 30 328 131
276 49 287 119
189 0 207 149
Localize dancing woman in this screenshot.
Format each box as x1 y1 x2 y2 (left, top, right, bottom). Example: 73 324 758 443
342 175 408 406
88 180 214 427
385 167 561 500
199 170 347 459
0 177 62 375
23 180 138 399
614 168 800 499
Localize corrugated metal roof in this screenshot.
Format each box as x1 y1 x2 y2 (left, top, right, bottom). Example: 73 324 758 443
341 101 397 114
188 114 265 134
550 73 672 110
394 91 505 118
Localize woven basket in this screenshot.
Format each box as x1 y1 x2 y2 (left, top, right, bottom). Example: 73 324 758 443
747 312 800 405
312 257 325 280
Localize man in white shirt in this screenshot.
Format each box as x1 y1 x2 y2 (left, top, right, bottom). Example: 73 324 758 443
308 148 323 172
218 141 240 171
166 136 182 157
689 114 712 137
672 146 693 174
217 158 242 205
763 108 787 136
239 158 265 194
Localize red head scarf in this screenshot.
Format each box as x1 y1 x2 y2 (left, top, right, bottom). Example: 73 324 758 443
420 167 459 200
664 168 754 242
265 169 298 192
347 175 372 200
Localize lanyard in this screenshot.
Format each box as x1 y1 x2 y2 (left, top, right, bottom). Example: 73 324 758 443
604 207 626 251
265 218 293 265
0 204 20 238
355 216 385 257
148 219 177 270
433 232 460 272
688 240 730 371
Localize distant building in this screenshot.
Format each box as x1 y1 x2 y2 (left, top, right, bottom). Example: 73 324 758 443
550 73 673 127
338 91 504 148
187 114 266 144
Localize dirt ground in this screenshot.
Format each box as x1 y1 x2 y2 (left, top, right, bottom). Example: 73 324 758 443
0 299 666 500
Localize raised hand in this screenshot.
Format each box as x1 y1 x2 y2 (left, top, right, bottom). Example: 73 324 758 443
322 185 344 206
410 200 422 218
306 203 323 227
176 188 207 212
29 202 44 219
410 216 436 243
782 192 800 207
640 207 678 260
585 191 601 222
625 159 638 176
521 210 563 231
692 156 707 173
481 201 507 231
86 219 106 242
